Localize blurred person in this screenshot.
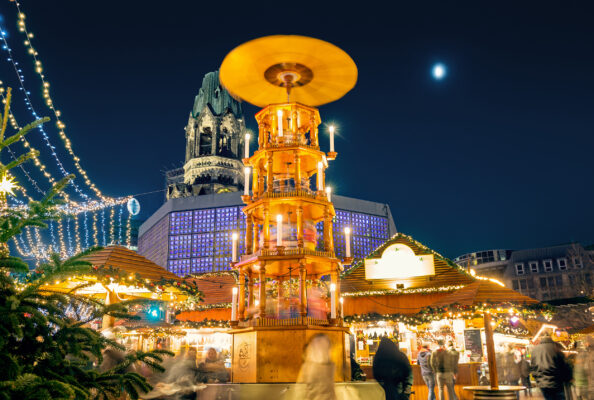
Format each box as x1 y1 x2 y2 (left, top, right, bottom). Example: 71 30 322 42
431 339 457 400
197 348 229 383
447 340 460 399
373 337 413 400
418 342 436 400
296 334 336 400
574 336 594 400
530 335 572 400
518 353 532 397
307 287 328 320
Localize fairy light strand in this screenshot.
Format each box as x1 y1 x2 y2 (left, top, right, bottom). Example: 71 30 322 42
13 4 116 201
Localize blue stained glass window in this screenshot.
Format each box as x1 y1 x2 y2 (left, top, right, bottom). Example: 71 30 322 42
192 233 214 257
353 236 372 258
216 207 238 231
214 231 233 255
168 258 190 275
214 256 232 271
193 209 215 233
351 213 370 236
169 234 192 259
170 211 193 235
192 257 212 273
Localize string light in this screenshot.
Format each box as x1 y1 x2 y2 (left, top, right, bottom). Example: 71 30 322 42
125 211 132 247
13 4 117 201
83 211 89 249
0 25 89 200
65 216 74 256
109 207 115 244
118 206 123 245
0 13 135 261
92 212 99 247
101 209 106 246
57 219 67 258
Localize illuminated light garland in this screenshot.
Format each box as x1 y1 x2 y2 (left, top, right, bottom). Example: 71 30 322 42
24 226 43 259
101 209 106 246
0 26 90 201
0 85 59 197
343 302 554 326
83 211 89 249
125 211 132 247
174 319 230 329
34 226 49 257
57 219 67 258
92 211 99 247
12 4 117 202
0 28 130 210
65 216 74 256
342 285 465 297
118 205 123 244
74 215 82 254
49 220 58 253
109 207 115 245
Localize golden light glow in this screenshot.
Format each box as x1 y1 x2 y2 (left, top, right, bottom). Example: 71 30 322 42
0 175 18 196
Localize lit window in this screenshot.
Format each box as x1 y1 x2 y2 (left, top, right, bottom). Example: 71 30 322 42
543 259 553 272
515 263 525 275
529 261 538 273
557 258 567 271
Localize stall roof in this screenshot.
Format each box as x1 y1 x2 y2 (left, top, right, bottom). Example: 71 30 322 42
430 280 539 307
341 233 475 293
81 246 179 281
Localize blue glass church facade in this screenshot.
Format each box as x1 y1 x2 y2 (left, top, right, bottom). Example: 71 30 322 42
138 191 396 275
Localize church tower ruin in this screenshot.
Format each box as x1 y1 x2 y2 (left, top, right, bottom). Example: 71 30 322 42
167 71 247 198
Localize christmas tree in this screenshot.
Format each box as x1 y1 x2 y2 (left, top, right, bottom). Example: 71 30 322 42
0 88 171 400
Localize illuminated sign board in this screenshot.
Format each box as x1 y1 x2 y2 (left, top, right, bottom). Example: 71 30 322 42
364 243 435 280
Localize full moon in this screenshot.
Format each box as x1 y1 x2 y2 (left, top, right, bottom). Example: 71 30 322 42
432 63 446 80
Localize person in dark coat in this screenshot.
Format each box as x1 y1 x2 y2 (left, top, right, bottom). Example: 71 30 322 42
518 353 532 397
530 335 572 400
373 337 413 400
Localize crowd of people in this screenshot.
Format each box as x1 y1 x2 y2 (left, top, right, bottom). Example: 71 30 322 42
97 332 593 400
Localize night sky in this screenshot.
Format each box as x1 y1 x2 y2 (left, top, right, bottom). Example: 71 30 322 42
1 1 593 258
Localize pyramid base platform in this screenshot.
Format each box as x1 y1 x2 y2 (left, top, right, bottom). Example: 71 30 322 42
229 324 351 383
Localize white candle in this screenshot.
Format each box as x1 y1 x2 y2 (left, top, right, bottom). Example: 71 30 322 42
329 125 335 152
344 227 351 258
297 112 301 129
231 286 238 321
277 109 283 137
276 214 283 247
317 161 323 191
339 297 344 318
325 186 332 202
244 132 250 159
244 167 250 196
231 232 238 262
330 283 336 319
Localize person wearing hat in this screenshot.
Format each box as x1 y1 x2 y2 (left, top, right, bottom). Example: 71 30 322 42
418 342 436 400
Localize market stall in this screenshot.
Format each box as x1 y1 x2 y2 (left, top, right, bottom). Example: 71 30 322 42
339 234 550 399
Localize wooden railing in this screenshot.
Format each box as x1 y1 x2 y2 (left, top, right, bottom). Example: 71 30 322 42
249 316 330 327
260 247 334 258
261 189 323 201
